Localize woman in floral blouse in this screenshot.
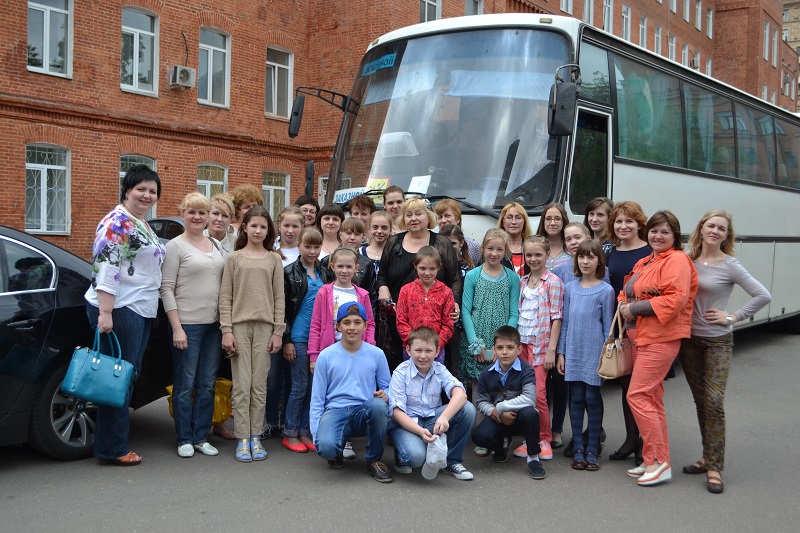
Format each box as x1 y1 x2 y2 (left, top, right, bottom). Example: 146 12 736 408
84 164 166 466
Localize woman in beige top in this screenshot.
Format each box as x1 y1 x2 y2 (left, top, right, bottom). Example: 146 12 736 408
160 192 226 458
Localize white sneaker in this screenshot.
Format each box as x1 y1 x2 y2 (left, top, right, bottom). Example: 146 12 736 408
343 441 356 460
442 462 474 480
193 442 219 456
177 444 194 458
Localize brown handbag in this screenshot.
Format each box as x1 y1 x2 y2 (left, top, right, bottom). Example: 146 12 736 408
597 307 633 379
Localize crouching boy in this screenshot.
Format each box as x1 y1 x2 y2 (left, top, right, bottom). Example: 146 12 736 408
310 303 393 483
471 326 545 480
388 327 476 480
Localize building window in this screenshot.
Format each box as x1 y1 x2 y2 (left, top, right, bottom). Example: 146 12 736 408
262 171 290 221
669 0 676 14
120 155 156 219
121 9 156 94
695 0 702 30
198 29 230 107
465 0 483 15
25 144 69 233
764 22 770 61
771 90 776 104
693 51 700 69
420 0 441 22
762 84 768 100
196 164 227 197
654 26 662 55
639 16 647 47
603 0 613 32
683 0 690 22
583 0 593 25
784 28 789 42
682 43 689 66
561 0 573 15
668 34 676 61
707 9 713 39
266 47 292 118
784 9 789 23
27 0 71 76
706 58 712 76
772 29 778 67
622 5 631 41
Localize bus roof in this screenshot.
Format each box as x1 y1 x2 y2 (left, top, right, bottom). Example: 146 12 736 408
366 13 798 119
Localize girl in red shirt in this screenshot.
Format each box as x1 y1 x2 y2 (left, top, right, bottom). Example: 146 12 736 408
395 246 455 363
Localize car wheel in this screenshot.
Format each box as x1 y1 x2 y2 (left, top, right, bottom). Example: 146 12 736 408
28 365 97 460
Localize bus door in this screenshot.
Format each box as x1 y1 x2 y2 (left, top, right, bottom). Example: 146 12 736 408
564 107 612 216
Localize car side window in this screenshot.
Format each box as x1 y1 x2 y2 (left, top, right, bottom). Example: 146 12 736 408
165 222 184 240
148 220 165 238
2 239 54 293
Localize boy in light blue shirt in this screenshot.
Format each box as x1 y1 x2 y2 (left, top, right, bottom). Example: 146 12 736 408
388 326 476 480
310 303 393 483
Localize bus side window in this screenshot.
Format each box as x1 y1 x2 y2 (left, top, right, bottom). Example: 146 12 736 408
737 105 777 185
568 110 609 214
775 118 800 189
578 42 611 105
684 83 734 177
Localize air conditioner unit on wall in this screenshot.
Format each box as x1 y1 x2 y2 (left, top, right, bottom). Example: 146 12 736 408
169 66 196 88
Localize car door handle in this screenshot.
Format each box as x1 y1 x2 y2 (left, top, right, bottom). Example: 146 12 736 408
8 318 44 331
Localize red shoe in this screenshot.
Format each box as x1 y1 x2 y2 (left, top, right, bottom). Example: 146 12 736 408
302 440 316 452
282 437 308 453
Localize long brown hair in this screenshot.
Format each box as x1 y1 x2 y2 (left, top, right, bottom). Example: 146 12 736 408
235 206 278 252
535 203 569 242
438 224 474 269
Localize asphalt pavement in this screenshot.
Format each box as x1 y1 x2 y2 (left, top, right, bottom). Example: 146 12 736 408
1 325 799 532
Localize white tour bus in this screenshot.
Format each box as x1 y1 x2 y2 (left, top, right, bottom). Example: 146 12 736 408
291 14 800 330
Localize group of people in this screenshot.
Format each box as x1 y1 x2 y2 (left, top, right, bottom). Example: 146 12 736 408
85 165 771 491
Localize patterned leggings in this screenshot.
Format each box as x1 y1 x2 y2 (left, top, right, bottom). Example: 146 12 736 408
678 333 733 472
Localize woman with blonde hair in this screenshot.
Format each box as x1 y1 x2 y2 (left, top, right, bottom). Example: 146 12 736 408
678 210 770 493
377 198 462 369
205 193 236 255
497 202 533 276
161 192 226 458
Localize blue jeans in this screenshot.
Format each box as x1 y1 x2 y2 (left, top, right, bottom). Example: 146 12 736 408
266 351 291 428
86 303 152 460
314 398 389 463
170 322 222 446
388 402 476 468
569 381 603 455
284 342 312 438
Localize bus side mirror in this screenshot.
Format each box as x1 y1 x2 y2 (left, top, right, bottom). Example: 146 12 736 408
548 82 578 137
288 95 305 138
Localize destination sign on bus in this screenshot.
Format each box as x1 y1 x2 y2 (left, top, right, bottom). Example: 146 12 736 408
362 54 396 76
332 187 367 204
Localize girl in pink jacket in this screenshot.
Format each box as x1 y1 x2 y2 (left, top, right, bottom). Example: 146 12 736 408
308 247 376 367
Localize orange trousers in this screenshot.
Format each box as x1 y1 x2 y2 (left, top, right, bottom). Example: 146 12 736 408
626 330 680 465
520 344 551 443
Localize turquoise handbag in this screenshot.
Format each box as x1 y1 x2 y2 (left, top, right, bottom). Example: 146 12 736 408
61 329 134 408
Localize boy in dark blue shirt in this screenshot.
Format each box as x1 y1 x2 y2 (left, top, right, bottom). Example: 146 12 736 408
471 326 545 479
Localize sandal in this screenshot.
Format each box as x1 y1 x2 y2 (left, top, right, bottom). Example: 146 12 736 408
571 451 586 470
585 453 600 471
682 459 707 475
235 439 252 462
706 471 724 494
250 436 268 461
99 451 142 466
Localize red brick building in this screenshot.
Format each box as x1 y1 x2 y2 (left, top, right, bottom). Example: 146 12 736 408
2 0 794 258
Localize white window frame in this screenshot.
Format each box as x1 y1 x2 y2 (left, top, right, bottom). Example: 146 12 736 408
682 43 689 66
639 16 647 48
196 163 228 197
119 155 157 219
420 0 441 23
120 8 158 96
668 34 676 61
764 22 770 61
707 9 713 39
784 9 790 23
265 47 293 119
654 25 662 55
561 0 573 15
695 0 702 31
669 0 676 14
198 28 231 108
683 0 690 22
621 5 631 41
771 89 776 104
583 0 593 25
465 0 483 15
262 171 290 221
762 84 768 100
772 28 778 67
603 0 613 33
25 144 70 234
27 0 72 77
706 58 712 76
784 28 789 42
693 51 700 69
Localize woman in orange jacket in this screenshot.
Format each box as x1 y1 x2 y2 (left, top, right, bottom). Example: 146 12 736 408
618 210 698 487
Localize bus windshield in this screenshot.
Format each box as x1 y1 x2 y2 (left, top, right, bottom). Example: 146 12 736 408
331 28 571 210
